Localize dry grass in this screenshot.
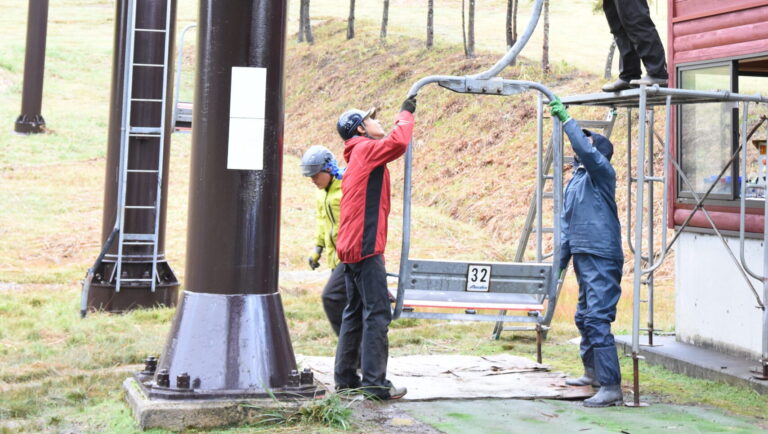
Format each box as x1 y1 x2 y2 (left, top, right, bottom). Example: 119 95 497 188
0 0 765 432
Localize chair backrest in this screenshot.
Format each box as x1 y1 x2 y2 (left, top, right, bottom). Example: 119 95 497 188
402 259 552 303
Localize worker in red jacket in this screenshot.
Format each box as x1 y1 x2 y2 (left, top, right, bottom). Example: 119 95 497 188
333 96 416 401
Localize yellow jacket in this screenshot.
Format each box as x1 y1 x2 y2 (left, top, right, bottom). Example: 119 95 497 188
314 176 342 269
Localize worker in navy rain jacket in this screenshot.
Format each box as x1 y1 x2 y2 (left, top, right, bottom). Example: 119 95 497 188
333 96 416 401
300 145 346 336
550 97 625 408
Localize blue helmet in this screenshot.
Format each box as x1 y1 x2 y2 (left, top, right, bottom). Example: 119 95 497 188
336 107 376 141
300 145 335 177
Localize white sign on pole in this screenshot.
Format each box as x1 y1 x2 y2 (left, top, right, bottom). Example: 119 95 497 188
227 67 266 170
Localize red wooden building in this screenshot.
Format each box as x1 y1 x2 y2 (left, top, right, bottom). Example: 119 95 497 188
667 0 768 360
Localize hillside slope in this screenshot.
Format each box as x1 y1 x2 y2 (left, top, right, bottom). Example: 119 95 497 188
284 19 668 271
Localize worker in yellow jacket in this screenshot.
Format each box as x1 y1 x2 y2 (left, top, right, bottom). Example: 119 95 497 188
301 145 346 335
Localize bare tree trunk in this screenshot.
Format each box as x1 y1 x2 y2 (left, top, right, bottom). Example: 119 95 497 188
506 0 513 48
303 0 314 44
512 0 518 44
298 0 305 42
347 0 355 40
426 0 434 48
542 0 550 73
462 0 468 56
467 0 475 58
604 39 617 78
506 0 517 65
381 0 389 39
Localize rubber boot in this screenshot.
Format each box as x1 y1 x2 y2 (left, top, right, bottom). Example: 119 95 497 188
583 384 623 407
565 366 600 387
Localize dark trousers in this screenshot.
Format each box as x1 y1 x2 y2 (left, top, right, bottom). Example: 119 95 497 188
334 254 393 399
573 253 623 386
322 264 348 336
603 0 668 80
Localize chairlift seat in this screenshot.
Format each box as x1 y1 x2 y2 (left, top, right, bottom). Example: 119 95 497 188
174 101 192 131
393 259 552 321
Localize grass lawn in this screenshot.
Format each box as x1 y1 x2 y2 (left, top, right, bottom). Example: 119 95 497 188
1 0 767 432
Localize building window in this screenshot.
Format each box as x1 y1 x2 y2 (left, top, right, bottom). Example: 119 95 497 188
678 63 736 200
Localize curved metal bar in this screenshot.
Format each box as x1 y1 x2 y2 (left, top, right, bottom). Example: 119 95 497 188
642 96 671 274
395 76 558 320
739 102 766 281
470 0 545 80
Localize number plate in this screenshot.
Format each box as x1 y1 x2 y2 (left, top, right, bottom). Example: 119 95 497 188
466 264 491 292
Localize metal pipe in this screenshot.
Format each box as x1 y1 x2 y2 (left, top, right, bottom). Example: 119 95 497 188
14 0 49 134
627 108 635 255
471 0 544 80
172 24 196 130
647 108 655 344
643 96 671 274
644 86 768 104
542 117 563 326
536 94 544 262
740 102 765 281
763 115 768 367
632 87 647 356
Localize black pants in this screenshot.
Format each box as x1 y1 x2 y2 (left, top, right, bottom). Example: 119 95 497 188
322 264 348 336
334 254 393 399
603 0 667 81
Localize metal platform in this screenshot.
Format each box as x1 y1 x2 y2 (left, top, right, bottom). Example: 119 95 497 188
561 86 768 107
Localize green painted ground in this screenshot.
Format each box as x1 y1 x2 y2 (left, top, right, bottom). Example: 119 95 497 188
401 399 767 434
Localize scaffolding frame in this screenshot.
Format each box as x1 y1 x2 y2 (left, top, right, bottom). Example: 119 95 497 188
561 85 768 405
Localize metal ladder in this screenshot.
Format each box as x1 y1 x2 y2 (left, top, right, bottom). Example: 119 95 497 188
114 0 173 293
492 109 617 339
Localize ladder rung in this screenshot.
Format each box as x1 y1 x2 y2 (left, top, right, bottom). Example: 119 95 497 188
124 205 156 210
543 175 554 180
532 227 554 233
135 28 167 33
123 241 156 245
120 278 154 283
130 127 162 134
126 169 159 173
542 192 553 199
133 63 164 68
124 233 157 241
131 98 163 102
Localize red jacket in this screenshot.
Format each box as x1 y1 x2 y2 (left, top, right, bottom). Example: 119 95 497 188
336 110 414 263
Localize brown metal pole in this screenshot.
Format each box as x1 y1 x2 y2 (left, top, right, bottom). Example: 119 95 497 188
14 0 48 134
140 0 318 399
86 0 179 312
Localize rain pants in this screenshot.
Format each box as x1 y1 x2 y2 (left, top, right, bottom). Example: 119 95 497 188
560 119 624 386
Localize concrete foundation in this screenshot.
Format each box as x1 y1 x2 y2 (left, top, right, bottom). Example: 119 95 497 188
615 335 768 395
123 377 324 430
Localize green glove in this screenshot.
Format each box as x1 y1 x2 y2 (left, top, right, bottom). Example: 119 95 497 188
548 98 570 123
308 246 323 270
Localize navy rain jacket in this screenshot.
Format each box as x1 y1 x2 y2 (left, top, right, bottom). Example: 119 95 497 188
559 119 623 270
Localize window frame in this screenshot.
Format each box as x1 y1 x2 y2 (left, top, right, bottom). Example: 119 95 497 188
675 60 740 204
